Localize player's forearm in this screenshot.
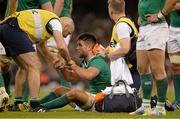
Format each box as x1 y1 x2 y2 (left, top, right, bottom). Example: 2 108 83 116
38 43 54 62
9 0 18 15
108 47 129 61
58 47 71 63
54 0 64 16
70 64 92 80
60 68 75 82
40 1 53 12
162 0 177 16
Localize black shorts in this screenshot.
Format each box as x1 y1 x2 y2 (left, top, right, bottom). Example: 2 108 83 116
0 18 35 57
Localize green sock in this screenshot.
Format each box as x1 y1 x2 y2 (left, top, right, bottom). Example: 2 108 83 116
3 70 12 95
173 75 180 103
41 94 69 109
39 92 58 104
56 69 72 88
141 74 153 100
0 73 5 87
22 81 29 103
156 78 168 103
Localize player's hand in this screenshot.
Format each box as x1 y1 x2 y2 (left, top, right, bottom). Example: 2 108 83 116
145 14 159 23
53 58 65 69
96 45 107 58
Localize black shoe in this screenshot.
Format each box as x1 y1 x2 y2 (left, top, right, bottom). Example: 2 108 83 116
165 99 174 111
0 106 5 112
150 96 157 108
6 104 21 111
31 106 50 112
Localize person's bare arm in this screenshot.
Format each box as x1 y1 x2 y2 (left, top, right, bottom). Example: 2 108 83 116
53 30 71 63
53 0 64 16
40 1 53 12
37 42 55 62
60 67 77 82
69 60 100 81
107 38 131 61
162 0 178 16
174 2 180 10
146 0 177 23
9 0 18 15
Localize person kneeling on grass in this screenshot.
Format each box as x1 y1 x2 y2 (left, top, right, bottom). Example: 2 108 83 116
30 33 111 112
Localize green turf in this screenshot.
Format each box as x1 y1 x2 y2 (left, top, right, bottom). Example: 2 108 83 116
0 91 179 118
0 106 180 118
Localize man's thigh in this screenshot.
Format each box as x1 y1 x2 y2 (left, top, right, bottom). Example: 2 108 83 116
168 28 180 54
14 52 40 69
136 50 151 74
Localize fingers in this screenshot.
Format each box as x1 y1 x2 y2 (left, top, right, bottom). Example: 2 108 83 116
145 14 159 23
53 58 65 69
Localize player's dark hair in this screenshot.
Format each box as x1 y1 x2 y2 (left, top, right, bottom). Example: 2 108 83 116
77 32 97 45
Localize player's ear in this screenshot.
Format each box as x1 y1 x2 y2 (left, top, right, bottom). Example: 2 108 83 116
92 43 99 54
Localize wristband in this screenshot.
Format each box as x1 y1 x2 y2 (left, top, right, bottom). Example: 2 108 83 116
157 11 165 19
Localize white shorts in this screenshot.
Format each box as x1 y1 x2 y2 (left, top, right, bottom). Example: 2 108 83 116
167 26 180 53
0 42 6 55
137 23 169 51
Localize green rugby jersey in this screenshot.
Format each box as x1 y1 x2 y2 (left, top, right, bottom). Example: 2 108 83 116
138 0 166 26
5 0 50 16
170 0 180 27
80 55 111 94
51 0 71 17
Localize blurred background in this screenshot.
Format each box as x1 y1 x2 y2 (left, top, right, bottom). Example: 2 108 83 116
0 0 139 85
0 0 174 94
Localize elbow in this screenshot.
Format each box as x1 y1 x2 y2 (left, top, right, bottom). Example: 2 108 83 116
79 74 92 81
83 74 93 81
123 48 130 55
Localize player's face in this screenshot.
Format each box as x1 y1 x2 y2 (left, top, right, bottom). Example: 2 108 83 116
76 40 88 58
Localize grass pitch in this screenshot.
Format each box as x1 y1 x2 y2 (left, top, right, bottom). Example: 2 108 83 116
0 91 180 118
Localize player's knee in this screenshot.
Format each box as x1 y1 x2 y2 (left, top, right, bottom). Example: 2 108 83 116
151 66 166 80
67 89 79 99
137 65 150 74
54 86 66 96
172 63 180 74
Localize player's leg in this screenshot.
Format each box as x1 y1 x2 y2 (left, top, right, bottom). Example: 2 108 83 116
145 24 169 116
168 30 180 109
39 86 70 104
170 52 180 109
130 50 152 115
38 88 93 111
147 49 167 116
14 52 41 109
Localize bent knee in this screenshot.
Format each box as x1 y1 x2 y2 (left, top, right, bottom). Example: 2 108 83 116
66 88 80 99
151 67 166 80
54 86 70 96
172 63 180 74
137 65 151 74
